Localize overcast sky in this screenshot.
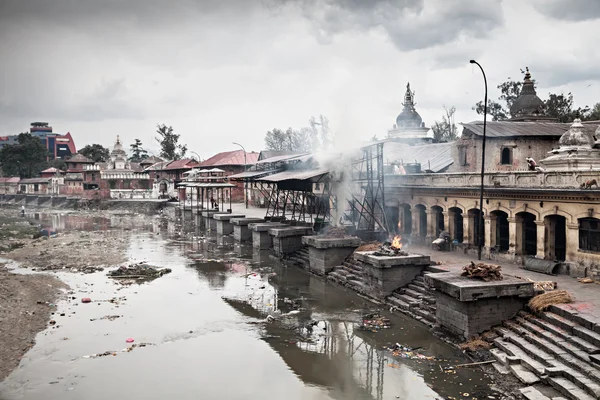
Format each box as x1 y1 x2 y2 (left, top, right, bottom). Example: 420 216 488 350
0 0 599 158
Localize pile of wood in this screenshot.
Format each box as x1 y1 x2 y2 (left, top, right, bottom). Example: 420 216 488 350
528 290 572 312
461 261 503 282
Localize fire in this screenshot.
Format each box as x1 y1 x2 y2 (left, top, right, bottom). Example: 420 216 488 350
391 235 402 250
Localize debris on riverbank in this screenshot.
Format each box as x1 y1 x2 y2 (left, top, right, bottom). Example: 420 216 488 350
80 342 154 359
0 264 68 381
359 313 391 331
108 262 172 283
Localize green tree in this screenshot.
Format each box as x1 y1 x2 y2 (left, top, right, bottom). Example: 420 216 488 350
79 144 110 162
264 115 332 152
473 79 525 121
155 124 187 160
588 103 600 121
432 106 459 142
48 158 67 171
0 133 50 178
129 138 149 162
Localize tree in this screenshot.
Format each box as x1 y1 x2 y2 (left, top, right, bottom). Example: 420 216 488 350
48 158 67 171
0 133 50 178
473 79 525 121
588 103 600 121
129 138 148 162
432 106 459 142
264 115 333 152
79 144 110 162
155 124 187 160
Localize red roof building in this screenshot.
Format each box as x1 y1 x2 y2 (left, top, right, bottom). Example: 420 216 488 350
199 150 259 202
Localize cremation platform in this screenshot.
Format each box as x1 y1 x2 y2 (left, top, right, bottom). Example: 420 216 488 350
302 236 361 275
231 218 266 242
249 222 287 249
425 272 535 339
269 226 313 256
213 213 245 235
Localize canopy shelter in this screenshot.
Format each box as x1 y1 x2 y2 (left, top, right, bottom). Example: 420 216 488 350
252 168 331 228
177 182 236 213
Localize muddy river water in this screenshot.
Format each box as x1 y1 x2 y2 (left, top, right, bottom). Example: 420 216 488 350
0 211 501 400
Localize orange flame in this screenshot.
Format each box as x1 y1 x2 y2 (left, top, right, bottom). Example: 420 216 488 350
391 235 402 250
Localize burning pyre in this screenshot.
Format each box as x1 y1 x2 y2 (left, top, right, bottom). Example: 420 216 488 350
373 235 408 257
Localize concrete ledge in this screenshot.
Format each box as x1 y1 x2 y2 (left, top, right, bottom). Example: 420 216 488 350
249 222 287 232
302 236 361 249
231 217 265 226
268 226 313 237
425 272 535 302
354 251 430 268
213 213 245 221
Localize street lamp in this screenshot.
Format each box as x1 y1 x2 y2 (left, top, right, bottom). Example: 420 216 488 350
470 59 488 261
189 151 201 162
232 142 248 209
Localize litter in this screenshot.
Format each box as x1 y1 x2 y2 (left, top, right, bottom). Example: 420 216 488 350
80 342 154 359
81 298 92 303
126 338 134 343
359 313 391 331
108 262 171 283
386 343 435 361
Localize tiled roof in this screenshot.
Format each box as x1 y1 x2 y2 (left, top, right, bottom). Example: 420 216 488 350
140 155 164 165
66 153 94 163
0 177 20 183
129 162 143 172
200 150 259 167
41 167 64 173
461 120 599 138
163 158 199 170
385 142 454 173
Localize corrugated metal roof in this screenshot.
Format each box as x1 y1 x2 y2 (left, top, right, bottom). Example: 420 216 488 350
461 120 599 138
143 161 171 171
20 178 51 184
385 142 454 172
228 169 279 180
200 150 260 166
256 153 309 165
259 168 329 183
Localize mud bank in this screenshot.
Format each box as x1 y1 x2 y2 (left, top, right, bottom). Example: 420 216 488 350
0 265 67 381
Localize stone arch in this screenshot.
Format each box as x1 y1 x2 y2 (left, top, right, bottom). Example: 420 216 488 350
544 214 567 261
515 211 537 256
541 209 574 224
574 211 600 222
414 204 427 238
448 206 464 243
512 206 541 220
467 208 485 246
399 203 412 235
431 205 444 237
490 210 510 252
490 204 513 218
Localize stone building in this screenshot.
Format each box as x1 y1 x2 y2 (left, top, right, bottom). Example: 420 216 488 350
387 82 432 144
382 69 600 276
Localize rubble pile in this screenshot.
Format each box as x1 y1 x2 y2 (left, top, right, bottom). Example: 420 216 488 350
461 261 503 282
108 262 172 283
373 241 408 257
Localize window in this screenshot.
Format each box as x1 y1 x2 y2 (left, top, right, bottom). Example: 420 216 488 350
579 218 600 252
315 183 321 190
501 148 512 165
458 146 467 166
91 173 96 182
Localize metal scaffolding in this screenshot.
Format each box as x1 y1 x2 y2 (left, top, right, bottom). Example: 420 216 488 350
345 142 390 238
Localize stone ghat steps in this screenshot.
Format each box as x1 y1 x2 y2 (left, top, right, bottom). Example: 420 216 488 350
491 307 600 400
327 260 369 292
285 248 309 269
386 274 437 327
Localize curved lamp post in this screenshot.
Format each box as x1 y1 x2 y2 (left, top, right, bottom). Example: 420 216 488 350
470 60 488 261
232 142 248 209
189 151 201 162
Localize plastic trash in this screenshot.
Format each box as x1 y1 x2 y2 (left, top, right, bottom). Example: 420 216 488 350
126 338 134 343
81 298 92 303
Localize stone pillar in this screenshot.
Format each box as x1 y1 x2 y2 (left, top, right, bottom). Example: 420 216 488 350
507 217 516 256
535 220 545 258
514 217 524 255
464 213 473 246
426 210 435 239
484 215 495 252
566 222 579 262
443 211 450 235
412 211 419 238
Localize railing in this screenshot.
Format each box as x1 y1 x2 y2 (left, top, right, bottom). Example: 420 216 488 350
385 170 598 190
101 172 150 179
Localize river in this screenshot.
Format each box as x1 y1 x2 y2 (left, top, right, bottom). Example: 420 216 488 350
0 210 501 400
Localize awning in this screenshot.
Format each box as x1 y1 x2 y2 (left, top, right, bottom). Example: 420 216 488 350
228 169 279 180
258 168 329 183
176 182 236 188
255 154 309 165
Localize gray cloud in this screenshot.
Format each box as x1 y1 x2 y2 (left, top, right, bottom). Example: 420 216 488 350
532 0 600 21
272 0 504 51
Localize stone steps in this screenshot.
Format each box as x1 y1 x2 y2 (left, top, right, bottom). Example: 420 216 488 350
400 288 424 299
492 305 600 399
384 273 437 327
407 283 428 295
